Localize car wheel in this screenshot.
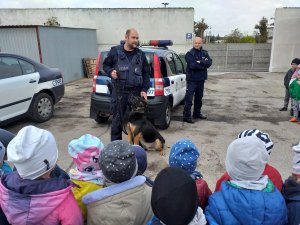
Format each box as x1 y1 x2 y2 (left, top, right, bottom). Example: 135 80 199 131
158 102 171 129
30 93 54 122
95 115 109 123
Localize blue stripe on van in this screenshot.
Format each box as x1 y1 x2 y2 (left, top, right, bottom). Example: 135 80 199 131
96 76 111 85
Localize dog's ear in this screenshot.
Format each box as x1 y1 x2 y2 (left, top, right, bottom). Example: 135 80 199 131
129 95 147 113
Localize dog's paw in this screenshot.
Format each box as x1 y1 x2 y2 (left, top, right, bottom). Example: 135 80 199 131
160 150 165 156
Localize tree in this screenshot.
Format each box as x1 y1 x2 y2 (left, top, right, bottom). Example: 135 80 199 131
44 16 60 27
241 35 256 43
194 18 209 38
224 29 243 43
254 17 268 43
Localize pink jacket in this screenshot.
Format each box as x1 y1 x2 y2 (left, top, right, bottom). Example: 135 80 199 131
0 172 83 225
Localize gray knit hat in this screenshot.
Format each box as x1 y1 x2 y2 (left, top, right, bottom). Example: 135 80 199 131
226 136 269 181
292 143 300 176
99 140 137 183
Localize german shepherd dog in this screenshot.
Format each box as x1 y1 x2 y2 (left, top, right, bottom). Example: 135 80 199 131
127 111 165 156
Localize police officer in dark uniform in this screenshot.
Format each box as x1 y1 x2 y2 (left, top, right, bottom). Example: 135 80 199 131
103 28 150 141
183 37 212 123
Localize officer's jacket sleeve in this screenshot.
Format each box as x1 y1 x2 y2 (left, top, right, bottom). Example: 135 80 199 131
103 47 117 77
141 53 150 92
185 52 205 70
200 50 212 68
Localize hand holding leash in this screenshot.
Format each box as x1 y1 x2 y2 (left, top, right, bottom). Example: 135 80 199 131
140 91 147 101
111 69 118 79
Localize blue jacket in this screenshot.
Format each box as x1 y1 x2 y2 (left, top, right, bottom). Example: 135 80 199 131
282 176 300 225
205 181 287 225
185 47 212 81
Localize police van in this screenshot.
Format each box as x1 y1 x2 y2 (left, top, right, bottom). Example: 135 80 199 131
90 40 186 129
0 53 64 125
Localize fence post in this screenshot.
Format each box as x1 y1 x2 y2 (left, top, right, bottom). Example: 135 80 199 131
225 44 228 72
251 46 255 70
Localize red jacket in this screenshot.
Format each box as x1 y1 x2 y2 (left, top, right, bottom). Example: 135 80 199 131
195 178 212 209
214 163 283 192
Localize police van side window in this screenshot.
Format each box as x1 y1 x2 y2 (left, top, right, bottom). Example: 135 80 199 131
166 52 176 76
18 59 35 74
173 53 184 74
99 52 108 75
0 57 22 79
145 53 154 78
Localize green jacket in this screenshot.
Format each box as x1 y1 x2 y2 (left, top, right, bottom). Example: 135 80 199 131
289 79 300 100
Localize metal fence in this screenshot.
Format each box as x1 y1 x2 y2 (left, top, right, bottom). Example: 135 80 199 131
179 43 272 72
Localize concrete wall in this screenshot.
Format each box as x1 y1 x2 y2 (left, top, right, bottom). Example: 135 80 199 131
203 43 271 72
0 8 194 54
270 7 300 72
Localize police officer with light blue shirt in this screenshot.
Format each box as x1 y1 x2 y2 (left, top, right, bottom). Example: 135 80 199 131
103 28 150 141
183 37 212 123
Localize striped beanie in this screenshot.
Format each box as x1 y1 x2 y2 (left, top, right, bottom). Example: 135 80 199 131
237 129 273 154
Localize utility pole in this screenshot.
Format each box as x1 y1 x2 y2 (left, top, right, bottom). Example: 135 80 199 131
162 2 169 8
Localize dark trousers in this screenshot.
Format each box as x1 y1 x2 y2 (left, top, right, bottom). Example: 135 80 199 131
183 80 205 118
283 88 290 108
111 88 140 141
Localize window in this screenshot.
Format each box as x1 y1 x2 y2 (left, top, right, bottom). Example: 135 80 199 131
166 52 176 75
0 57 23 79
19 59 35 74
145 53 154 78
174 54 184 74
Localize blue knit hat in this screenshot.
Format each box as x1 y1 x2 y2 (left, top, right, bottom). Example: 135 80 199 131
169 139 200 174
133 145 147 175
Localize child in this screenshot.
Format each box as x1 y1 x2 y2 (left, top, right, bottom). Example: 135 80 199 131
205 136 287 225
282 143 300 225
280 58 300 111
0 125 83 225
169 139 211 209
133 144 154 186
68 134 105 221
147 167 207 225
289 72 300 122
82 140 153 225
215 129 283 191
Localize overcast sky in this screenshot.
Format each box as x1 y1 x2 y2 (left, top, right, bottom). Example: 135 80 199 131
0 0 299 36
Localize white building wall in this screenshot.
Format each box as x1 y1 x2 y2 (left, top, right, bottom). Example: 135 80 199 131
0 8 194 54
270 7 300 72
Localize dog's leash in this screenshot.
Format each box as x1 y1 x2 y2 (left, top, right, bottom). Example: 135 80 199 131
114 78 128 135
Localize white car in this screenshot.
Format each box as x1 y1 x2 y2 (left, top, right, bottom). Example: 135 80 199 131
0 53 64 126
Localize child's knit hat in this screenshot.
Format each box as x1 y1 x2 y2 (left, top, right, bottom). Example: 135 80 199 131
226 136 269 181
133 145 147 175
7 126 58 180
169 139 200 174
151 167 199 225
237 129 273 154
99 140 137 183
292 143 300 176
291 58 300 65
68 134 104 172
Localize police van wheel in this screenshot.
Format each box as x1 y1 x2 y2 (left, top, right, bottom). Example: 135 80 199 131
158 103 171 129
30 93 54 122
95 115 109 123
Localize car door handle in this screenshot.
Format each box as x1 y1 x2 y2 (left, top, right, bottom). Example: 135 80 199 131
181 78 183 81
171 80 174 84
29 79 37 83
